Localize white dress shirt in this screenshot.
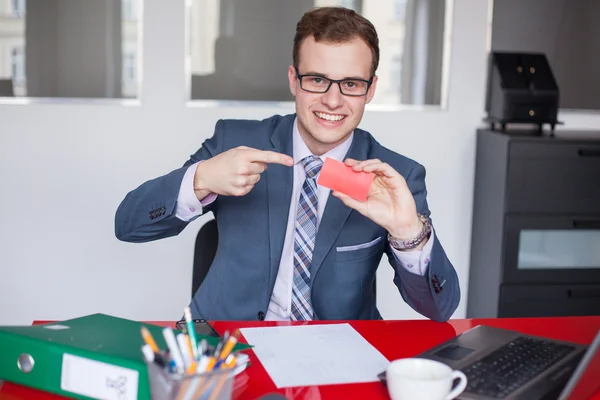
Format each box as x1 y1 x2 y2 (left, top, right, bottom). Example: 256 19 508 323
175 118 435 320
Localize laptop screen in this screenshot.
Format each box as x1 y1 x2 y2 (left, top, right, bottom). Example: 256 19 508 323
559 331 600 400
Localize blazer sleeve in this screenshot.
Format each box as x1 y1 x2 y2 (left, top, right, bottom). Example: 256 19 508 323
114 120 226 243
384 163 461 322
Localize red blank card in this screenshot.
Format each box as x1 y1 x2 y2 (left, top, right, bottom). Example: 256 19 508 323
317 158 375 202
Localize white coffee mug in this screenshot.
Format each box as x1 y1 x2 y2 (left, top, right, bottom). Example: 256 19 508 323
386 358 468 400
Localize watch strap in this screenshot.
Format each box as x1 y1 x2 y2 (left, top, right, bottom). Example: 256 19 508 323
388 214 432 250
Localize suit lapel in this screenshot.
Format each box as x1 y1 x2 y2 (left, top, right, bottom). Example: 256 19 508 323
310 130 371 286
266 115 295 289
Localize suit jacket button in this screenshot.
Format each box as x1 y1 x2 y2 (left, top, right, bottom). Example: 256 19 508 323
257 311 265 321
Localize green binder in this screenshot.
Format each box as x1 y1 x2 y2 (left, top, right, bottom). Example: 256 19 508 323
0 313 250 400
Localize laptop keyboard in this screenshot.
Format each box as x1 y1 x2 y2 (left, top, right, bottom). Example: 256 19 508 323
462 336 576 398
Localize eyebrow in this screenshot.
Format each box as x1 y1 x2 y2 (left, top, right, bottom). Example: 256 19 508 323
302 71 370 81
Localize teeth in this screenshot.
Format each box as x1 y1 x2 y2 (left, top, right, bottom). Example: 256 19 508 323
315 112 345 122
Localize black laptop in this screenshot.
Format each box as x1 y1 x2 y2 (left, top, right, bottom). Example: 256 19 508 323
414 325 600 399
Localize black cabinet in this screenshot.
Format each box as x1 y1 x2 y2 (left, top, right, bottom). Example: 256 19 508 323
467 129 600 318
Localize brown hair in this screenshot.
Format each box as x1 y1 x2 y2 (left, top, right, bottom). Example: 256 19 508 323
293 6 380 76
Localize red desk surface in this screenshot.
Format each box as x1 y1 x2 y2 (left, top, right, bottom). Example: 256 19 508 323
0 316 598 400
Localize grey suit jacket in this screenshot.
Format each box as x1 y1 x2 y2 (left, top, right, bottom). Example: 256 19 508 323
115 114 460 322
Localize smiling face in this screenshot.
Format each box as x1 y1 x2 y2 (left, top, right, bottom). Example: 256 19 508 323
288 35 378 155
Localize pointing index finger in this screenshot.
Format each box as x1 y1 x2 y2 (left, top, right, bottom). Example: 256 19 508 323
249 150 294 166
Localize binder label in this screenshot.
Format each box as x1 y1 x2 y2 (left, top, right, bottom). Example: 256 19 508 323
44 324 70 330
61 353 139 400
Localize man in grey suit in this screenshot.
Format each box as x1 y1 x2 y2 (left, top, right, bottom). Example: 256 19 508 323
115 7 460 322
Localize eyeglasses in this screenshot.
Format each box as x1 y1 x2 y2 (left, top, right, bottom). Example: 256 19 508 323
295 67 373 97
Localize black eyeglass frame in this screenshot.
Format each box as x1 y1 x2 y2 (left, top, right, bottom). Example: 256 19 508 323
294 67 374 97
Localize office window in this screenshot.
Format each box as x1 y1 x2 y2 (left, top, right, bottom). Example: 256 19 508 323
187 0 448 106
123 53 136 82
0 2 26 96
311 0 359 11
393 0 406 21
11 0 26 17
122 0 136 21
11 47 26 84
389 52 402 94
339 0 357 11
122 52 136 98
0 0 141 99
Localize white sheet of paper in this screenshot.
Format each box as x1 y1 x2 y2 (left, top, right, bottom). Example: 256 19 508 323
239 323 390 388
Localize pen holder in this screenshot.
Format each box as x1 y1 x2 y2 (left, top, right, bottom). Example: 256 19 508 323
146 361 235 400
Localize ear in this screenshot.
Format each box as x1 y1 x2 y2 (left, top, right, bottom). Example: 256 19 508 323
288 65 298 96
365 75 378 104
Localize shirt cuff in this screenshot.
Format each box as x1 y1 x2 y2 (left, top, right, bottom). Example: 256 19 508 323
175 162 217 221
389 227 435 276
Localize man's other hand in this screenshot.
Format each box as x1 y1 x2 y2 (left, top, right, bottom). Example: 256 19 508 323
332 158 423 242
193 146 294 199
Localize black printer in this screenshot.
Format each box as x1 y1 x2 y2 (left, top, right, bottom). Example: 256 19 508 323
485 52 560 133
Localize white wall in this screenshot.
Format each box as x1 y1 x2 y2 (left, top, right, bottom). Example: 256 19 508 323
1 0 599 326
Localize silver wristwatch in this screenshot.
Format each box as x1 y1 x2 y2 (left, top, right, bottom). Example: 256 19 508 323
388 214 432 250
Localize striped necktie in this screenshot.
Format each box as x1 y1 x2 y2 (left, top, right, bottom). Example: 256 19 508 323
291 155 323 321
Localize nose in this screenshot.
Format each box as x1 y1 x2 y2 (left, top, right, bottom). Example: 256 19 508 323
321 82 344 109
